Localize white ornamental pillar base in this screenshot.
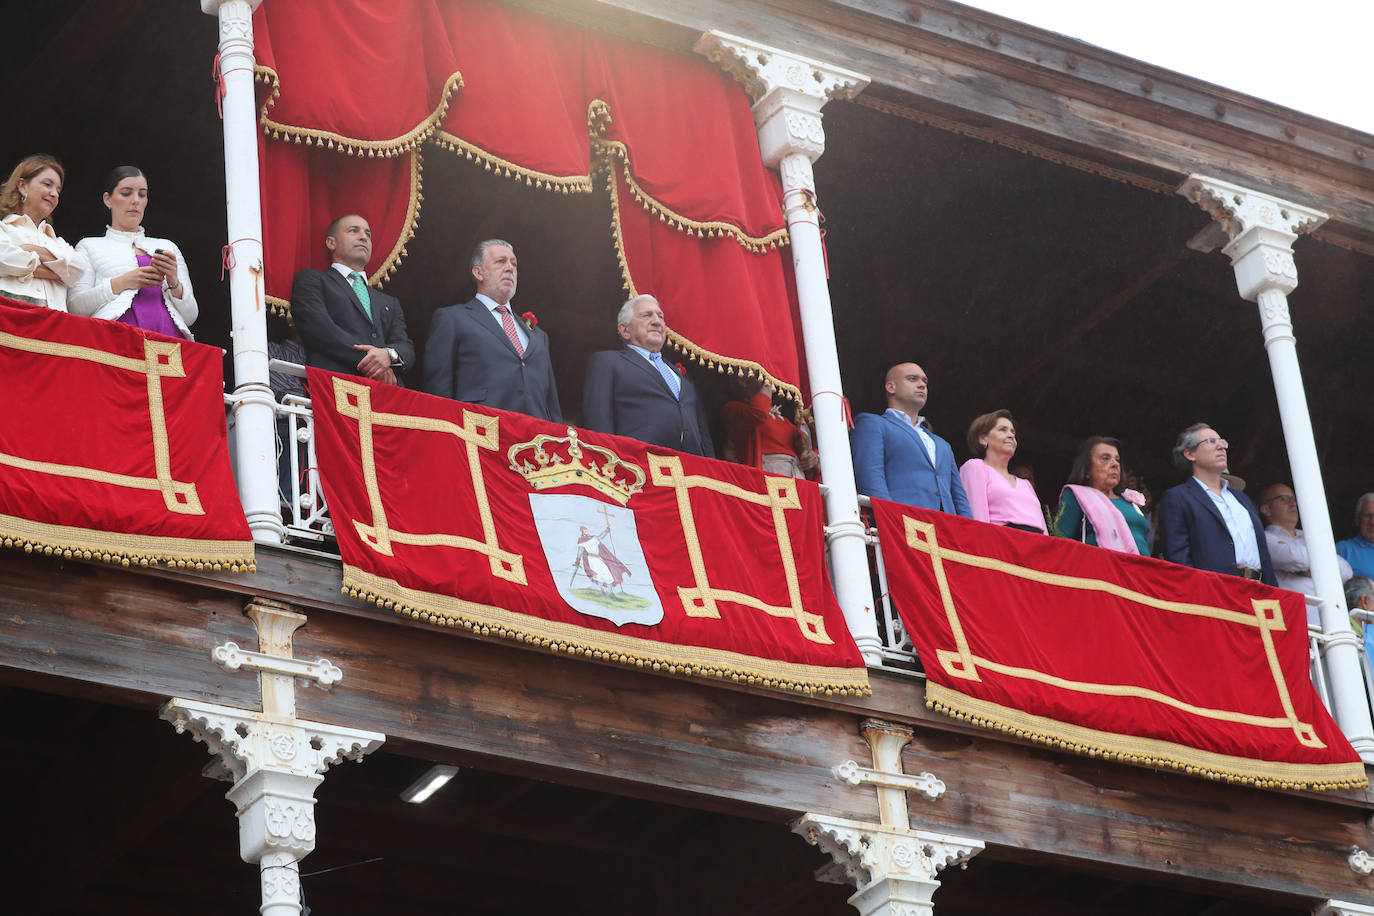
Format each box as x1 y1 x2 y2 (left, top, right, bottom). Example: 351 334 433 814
798 719 982 916
1179 176 1374 760
696 31 882 664
203 0 283 543
163 599 384 916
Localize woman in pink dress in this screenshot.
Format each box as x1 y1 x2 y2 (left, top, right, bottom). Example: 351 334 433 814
959 409 1047 533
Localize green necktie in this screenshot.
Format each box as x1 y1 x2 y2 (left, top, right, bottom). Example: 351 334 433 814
349 271 373 321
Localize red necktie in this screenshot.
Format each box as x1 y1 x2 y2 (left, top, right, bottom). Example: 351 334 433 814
495 305 525 357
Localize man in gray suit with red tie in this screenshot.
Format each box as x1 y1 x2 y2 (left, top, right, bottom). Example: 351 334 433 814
581 294 714 456
423 239 563 422
291 214 414 386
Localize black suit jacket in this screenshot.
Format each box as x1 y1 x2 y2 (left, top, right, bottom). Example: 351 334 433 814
290 268 414 383
422 298 562 422
581 348 714 457
1158 479 1277 585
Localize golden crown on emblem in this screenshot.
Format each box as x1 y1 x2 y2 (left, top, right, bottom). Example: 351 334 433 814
507 427 646 506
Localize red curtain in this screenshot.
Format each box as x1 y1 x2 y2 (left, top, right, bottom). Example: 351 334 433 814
309 368 868 695
870 498 1365 790
0 300 254 571
252 0 805 398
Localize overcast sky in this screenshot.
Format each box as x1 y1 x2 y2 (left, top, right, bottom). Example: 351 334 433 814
958 0 1374 135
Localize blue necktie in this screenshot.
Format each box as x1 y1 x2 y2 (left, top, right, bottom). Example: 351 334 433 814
649 352 681 399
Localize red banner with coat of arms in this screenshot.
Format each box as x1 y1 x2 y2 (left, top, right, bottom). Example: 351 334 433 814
308 368 869 696
870 498 1364 790
0 299 254 571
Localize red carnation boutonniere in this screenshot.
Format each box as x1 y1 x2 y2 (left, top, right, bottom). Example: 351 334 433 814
674 362 687 376
521 310 538 330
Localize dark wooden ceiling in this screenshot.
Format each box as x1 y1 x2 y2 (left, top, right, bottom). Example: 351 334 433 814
0 683 1312 915
4 0 1370 534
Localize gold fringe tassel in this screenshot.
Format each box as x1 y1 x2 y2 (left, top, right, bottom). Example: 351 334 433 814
341 568 871 698
0 520 255 574
926 683 1368 792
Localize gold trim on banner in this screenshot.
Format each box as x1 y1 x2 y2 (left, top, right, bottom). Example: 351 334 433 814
600 163 805 405
256 66 465 158
374 150 425 285
340 564 871 697
431 130 595 193
0 512 254 572
926 683 1367 791
0 333 205 515
648 454 829 644
332 377 525 583
903 516 1326 749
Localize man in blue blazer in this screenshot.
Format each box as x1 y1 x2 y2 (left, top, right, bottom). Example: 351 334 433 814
850 362 971 516
423 239 562 422
581 294 714 456
291 214 414 386
1158 423 1276 585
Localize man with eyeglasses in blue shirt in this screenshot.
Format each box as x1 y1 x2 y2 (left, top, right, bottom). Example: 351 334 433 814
1158 422 1276 586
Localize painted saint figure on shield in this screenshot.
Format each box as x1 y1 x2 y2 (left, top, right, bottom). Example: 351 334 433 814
575 524 631 596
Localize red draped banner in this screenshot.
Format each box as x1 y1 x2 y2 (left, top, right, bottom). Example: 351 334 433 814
870 498 1364 790
0 300 254 571
308 368 867 695
254 0 806 398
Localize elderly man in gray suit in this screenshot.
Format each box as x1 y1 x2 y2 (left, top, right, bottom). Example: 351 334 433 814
423 238 563 422
581 294 713 456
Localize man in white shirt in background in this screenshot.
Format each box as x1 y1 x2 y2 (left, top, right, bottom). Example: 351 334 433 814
1259 481 1353 625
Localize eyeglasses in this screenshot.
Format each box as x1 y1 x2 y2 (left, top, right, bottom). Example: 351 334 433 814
1264 494 1297 505
1194 436 1228 449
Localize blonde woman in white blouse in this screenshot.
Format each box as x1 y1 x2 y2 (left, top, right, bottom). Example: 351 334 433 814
69 166 197 339
0 154 89 311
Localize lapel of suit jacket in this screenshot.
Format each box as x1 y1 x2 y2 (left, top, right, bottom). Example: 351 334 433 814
327 267 375 326
1185 479 1230 530
622 347 675 397
467 299 522 357
883 412 936 469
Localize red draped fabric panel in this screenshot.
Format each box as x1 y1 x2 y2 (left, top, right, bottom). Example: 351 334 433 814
251 0 805 398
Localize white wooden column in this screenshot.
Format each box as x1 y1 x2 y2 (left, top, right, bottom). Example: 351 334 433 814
696 32 882 664
1180 175 1374 759
163 599 384 916
203 0 284 543
795 719 984 915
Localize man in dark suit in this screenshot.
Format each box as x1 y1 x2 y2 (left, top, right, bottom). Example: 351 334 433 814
850 362 971 516
1158 422 1276 585
581 294 713 456
423 239 562 422
291 214 414 386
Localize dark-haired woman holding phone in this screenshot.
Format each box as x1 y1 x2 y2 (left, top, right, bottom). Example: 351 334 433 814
69 166 196 338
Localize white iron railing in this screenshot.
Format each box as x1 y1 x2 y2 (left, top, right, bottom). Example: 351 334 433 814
267 359 333 543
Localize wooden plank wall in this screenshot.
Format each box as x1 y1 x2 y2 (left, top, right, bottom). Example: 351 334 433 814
1 546 1372 903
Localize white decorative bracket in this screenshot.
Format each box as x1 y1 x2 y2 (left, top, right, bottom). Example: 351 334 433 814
163 598 383 916
695 30 868 171
794 813 983 916
834 759 946 801
1176 175 1326 301
1315 901 1374 916
212 641 343 687
1351 847 1374 876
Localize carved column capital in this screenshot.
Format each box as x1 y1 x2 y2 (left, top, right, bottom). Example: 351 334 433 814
695 30 869 167
795 813 983 916
1176 175 1326 301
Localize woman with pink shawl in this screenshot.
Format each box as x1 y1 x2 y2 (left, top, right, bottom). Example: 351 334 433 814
1053 436 1150 555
